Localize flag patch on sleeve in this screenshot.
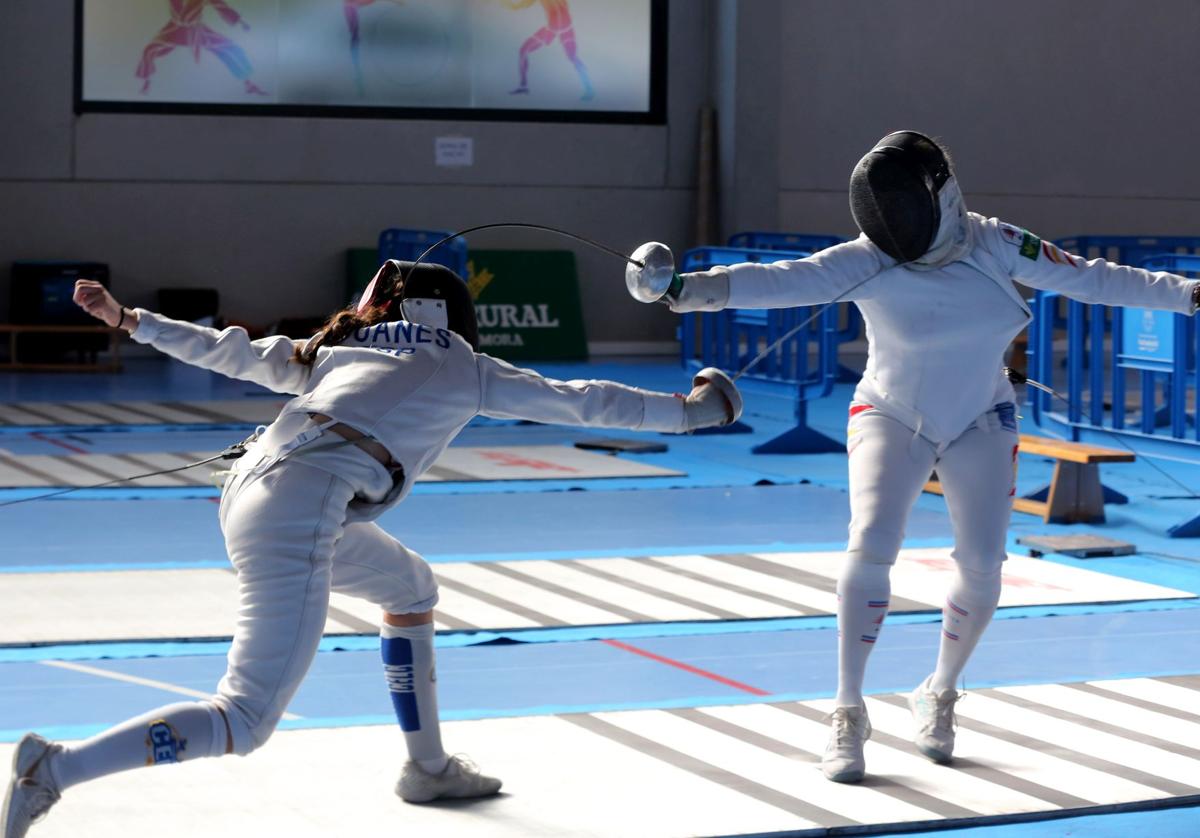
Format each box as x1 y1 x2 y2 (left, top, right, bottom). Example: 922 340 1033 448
1019 231 1041 261
1040 241 1081 267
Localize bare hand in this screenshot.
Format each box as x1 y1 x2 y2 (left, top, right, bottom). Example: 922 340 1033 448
73 279 126 328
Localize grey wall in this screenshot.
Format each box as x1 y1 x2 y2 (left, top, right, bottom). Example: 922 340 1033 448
763 0 1200 242
4 1 1199 342
0 0 711 344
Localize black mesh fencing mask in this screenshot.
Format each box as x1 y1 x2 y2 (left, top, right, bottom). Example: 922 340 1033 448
849 131 953 264
359 260 480 351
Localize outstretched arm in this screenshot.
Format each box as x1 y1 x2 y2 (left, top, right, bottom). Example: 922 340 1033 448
986 221 1198 314
73 279 313 395
627 236 888 313
476 354 740 432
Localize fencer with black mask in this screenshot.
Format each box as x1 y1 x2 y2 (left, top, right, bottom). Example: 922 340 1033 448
3 262 743 838
627 130 1200 784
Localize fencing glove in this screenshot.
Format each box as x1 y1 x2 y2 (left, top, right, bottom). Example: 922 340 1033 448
683 367 743 430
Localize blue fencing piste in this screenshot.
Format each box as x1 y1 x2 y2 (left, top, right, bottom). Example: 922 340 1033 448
679 245 842 454
1026 251 1200 536
378 228 469 279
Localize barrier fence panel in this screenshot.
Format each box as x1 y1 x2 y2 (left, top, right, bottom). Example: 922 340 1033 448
728 232 860 380
679 246 842 454
378 228 469 278
1027 253 1200 536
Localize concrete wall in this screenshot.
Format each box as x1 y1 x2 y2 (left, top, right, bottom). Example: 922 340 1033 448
4 1 1198 344
759 0 1200 242
0 0 712 346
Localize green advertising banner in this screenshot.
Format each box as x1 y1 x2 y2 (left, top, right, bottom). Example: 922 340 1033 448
466 249 588 361
345 247 587 361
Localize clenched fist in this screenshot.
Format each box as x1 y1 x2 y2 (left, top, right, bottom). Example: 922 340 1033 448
73 279 136 331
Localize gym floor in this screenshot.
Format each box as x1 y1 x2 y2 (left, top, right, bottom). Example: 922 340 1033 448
1 356 1198 837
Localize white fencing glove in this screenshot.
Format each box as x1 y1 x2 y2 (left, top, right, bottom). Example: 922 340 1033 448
626 242 730 313
683 367 743 431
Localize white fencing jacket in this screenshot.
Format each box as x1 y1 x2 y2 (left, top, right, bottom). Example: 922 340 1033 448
130 311 686 509
683 214 1197 446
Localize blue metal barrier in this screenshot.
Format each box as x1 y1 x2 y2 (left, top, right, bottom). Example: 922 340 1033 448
728 232 861 381
678 246 842 454
727 232 846 253
378 228 468 278
1026 253 1200 536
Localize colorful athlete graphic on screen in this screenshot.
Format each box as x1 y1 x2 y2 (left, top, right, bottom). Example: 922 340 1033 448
504 0 594 101
343 0 404 96
136 0 267 95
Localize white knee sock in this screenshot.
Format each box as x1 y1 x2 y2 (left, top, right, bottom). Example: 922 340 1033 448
930 564 1003 692
381 622 446 774
834 556 893 707
50 701 226 791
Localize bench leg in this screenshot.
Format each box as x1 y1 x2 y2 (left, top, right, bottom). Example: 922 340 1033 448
1044 462 1106 524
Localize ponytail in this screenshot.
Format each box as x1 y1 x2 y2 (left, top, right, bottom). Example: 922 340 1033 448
291 304 390 366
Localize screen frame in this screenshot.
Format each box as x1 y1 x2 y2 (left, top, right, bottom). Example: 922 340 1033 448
73 0 668 125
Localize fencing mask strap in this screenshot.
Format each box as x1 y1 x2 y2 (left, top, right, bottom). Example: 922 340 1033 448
849 131 955 264
358 260 480 351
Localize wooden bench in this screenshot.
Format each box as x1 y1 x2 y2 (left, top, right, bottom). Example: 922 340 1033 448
924 434 1135 524
0 324 123 372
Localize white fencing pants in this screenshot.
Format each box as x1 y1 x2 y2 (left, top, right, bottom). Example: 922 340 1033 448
50 417 442 789
836 404 1017 704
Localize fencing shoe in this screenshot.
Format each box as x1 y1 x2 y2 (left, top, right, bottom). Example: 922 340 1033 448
909 676 961 764
3 733 62 838
396 754 502 804
821 705 871 783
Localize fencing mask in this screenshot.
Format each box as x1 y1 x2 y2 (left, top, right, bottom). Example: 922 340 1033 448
849 131 960 265
358 260 480 350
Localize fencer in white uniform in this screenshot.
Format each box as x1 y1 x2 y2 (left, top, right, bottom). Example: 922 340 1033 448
2 261 743 838
627 131 1200 783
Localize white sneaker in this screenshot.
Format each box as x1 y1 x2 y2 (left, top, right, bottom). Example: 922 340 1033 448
395 755 502 804
909 676 961 764
821 705 871 783
3 733 63 838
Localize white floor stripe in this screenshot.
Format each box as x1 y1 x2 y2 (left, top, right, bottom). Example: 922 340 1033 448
83 454 198 487
430 585 544 629
954 691 1199 784
995 683 1200 749
501 559 717 622
853 695 1163 805
693 703 947 820
1088 676 1200 715
0 404 46 425
577 557 800 617
592 708 825 827
2 688 1198 835
433 562 632 626
1 553 1193 645
0 720 798 838
805 699 1058 816
40 660 301 721
17 455 113 487
128 402 220 424
656 554 841 612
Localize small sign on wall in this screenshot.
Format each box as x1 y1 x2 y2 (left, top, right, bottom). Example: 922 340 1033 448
435 136 474 167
